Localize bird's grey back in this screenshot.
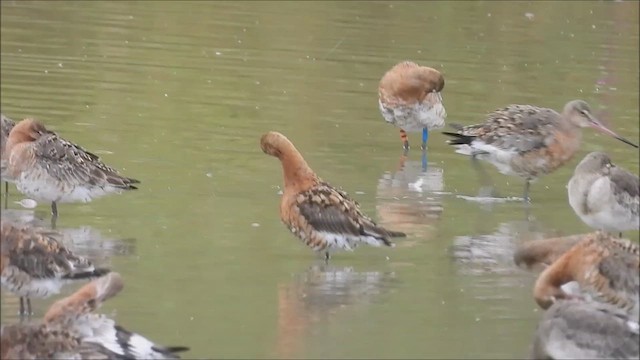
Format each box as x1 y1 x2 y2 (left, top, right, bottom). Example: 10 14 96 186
530 300 639 359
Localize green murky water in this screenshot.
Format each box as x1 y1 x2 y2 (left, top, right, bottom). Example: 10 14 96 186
1 1 638 358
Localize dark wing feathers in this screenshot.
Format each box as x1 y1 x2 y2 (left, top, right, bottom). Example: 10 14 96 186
297 182 405 243
298 201 362 237
112 324 188 359
443 105 561 153
34 133 139 189
610 166 640 198
441 131 474 145
1 222 96 279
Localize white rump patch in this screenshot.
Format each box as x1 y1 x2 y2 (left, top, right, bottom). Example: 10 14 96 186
314 231 387 252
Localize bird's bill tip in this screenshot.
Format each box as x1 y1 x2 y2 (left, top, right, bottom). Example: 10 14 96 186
589 121 638 148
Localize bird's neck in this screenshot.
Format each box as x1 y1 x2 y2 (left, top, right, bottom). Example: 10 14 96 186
279 151 318 192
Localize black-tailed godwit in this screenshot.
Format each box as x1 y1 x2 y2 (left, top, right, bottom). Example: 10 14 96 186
530 299 639 360
4 118 140 227
378 61 447 152
531 232 639 318
568 152 639 236
442 100 638 202
260 131 406 261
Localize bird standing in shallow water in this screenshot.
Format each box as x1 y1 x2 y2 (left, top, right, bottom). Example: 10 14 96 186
1 114 16 209
378 61 447 153
568 152 639 237
443 100 638 202
0 220 110 316
260 131 406 261
4 118 140 227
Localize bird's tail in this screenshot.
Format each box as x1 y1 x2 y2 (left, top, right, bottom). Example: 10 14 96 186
64 267 111 280
442 131 475 145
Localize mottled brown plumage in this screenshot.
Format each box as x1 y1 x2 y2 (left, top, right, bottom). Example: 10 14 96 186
378 61 447 150
0 220 110 315
1 273 189 359
443 100 638 201
4 118 140 225
260 131 405 260
533 231 639 317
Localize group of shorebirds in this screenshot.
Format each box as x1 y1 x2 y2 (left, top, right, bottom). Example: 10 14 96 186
0 60 639 359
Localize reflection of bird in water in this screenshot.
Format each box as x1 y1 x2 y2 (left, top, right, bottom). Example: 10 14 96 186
0 208 136 262
450 220 554 276
530 299 639 360
0 208 47 228
376 152 444 239
274 265 397 358
1 114 16 209
54 225 136 262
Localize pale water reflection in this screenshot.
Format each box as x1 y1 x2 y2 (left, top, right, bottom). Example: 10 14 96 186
275 265 397 358
376 152 445 240
451 220 552 275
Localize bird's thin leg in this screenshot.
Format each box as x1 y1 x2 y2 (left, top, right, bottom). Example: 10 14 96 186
19 297 25 316
3 182 8 209
27 298 33 316
400 129 409 152
471 155 500 197
324 251 330 264
421 127 429 150
51 201 58 229
523 180 531 203
618 232 623 238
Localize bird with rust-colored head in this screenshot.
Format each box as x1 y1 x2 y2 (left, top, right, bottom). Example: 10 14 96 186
1 272 190 360
378 61 447 152
261 131 406 262
442 100 638 202
4 118 140 227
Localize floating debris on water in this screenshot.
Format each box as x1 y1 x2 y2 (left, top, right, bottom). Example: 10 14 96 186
14 198 38 209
